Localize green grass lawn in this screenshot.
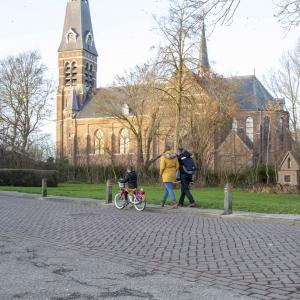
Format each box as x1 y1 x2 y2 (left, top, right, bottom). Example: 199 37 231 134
0 183 300 214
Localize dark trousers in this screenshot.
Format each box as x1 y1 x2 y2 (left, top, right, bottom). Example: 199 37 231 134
179 174 195 205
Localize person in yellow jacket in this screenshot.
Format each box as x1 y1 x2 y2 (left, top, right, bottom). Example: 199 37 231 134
160 146 179 209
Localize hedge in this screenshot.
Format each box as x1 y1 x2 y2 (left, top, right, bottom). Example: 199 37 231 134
0 169 58 187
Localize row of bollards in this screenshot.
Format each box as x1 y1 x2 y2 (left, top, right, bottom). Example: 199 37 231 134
41 178 232 214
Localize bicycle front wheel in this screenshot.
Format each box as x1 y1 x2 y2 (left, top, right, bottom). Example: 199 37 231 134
134 194 146 211
114 192 126 209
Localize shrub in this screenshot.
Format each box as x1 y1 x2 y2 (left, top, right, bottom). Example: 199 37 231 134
0 169 58 187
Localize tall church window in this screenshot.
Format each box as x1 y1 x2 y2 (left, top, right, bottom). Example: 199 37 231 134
71 62 77 85
122 104 130 116
288 157 292 169
85 63 89 87
95 130 105 155
263 116 270 150
232 118 238 132
278 117 284 144
89 65 93 87
64 62 71 86
84 63 94 88
120 129 130 154
246 117 254 144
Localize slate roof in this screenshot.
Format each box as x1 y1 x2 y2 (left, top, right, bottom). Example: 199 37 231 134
77 74 279 119
76 87 122 119
58 0 98 55
229 75 276 110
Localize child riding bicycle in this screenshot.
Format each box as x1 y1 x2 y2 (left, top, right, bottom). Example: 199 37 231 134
118 166 138 200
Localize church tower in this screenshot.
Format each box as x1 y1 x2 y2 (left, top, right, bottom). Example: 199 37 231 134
57 0 98 158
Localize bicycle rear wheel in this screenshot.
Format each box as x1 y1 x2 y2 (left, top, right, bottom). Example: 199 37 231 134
114 192 127 209
134 194 146 211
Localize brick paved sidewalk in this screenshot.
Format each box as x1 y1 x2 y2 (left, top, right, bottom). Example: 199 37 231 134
0 193 299 300
0 191 299 224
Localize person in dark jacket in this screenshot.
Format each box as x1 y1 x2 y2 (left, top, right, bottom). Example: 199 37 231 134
177 149 196 207
119 166 138 189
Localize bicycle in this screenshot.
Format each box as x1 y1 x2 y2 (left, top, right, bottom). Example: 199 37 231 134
114 181 146 211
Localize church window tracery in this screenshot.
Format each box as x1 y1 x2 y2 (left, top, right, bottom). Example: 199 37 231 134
95 130 105 155
120 129 130 154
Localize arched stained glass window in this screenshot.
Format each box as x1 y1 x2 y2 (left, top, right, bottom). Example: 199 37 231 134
246 117 254 144
95 130 105 155
120 129 130 154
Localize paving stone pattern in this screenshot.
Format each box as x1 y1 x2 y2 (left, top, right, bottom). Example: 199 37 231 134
0 196 299 300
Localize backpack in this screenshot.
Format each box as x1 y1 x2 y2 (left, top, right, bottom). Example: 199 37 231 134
182 157 197 175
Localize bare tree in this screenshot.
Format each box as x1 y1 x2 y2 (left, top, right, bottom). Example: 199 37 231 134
264 40 300 148
192 0 300 29
0 51 54 154
180 71 237 181
154 0 205 149
275 0 300 31
99 64 162 172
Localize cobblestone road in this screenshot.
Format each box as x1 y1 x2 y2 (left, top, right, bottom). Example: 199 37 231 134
0 195 299 300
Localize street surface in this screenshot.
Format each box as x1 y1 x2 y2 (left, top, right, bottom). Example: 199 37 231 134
0 194 299 300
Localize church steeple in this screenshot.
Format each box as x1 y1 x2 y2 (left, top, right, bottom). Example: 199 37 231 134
59 0 98 56
199 21 210 70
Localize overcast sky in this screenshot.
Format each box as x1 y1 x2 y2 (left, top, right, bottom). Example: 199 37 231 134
0 0 299 139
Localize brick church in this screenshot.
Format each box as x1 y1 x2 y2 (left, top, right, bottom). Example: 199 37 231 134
56 0 291 171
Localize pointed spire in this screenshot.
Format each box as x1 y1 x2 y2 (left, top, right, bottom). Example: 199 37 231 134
59 0 98 55
69 86 80 111
199 21 210 70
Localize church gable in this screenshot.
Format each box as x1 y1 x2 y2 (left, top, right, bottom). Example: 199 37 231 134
216 131 253 171
279 151 300 171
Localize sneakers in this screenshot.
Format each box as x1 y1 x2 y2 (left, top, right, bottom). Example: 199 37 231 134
161 202 165 208
188 203 196 208
178 203 184 207
171 203 178 209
